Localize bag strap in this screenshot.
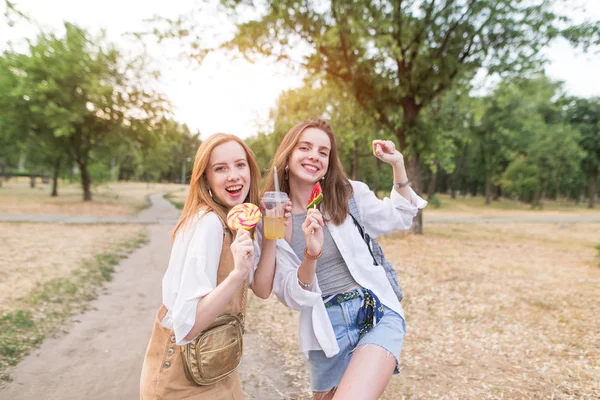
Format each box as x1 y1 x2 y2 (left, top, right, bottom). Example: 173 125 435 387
348 195 378 266
347 195 362 226
214 212 249 331
239 277 248 332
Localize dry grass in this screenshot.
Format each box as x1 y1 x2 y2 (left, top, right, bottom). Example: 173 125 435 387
425 194 600 220
0 178 186 216
164 186 189 209
246 222 600 399
0 223 145 312
0 180 156 382
0 222 148 382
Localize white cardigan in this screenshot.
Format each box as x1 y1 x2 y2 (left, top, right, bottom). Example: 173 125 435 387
256 180 427 358
161 211 259 345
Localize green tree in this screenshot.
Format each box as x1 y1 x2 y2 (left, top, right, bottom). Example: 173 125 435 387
500 155 538 203
214 0 600 232
528 124 584 208
3 23 169 200
562 97 600 208
475 76 564 204
484 78 587 207
0 54 27 186
417 83 473 199
135 119 201 183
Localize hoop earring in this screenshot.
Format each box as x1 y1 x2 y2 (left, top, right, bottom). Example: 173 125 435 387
284 165 289 180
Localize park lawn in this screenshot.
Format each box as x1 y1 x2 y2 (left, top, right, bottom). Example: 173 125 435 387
164 186 189 210
0 222 148 382
424 193 600 220
0 178 186 216
245 222 600 399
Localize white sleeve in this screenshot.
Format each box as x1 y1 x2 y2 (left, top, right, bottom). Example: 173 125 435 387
171 213 224 345
272 249 323 311
254 219 321 310
351 180 427 238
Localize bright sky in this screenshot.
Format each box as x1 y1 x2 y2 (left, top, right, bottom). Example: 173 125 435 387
1 0 600 139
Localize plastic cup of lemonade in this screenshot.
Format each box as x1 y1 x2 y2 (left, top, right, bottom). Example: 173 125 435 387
261 191 289 240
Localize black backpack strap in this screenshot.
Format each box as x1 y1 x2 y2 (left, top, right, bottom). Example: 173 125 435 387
348 195 378 266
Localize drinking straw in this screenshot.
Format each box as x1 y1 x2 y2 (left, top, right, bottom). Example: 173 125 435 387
273 166 281 217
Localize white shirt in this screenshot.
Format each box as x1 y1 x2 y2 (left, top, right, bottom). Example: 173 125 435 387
257 180 427 358
160 210 259 345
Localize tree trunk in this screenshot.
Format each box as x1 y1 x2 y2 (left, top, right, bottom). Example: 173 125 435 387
351 139 359 181
589 171 598 209
77 160 92 201
427 162 439 201
30 175 36 188
470 182 478 197
484 170 492 205
449 173 457 199
398 97 424 234
533 183 545 209
407 155 423 234
69 163 74 183
373 158 382 194
51 157 61 197
110 157 116 181
493 185 501 201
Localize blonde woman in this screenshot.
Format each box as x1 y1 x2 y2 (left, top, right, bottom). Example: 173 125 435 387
140 133 272 399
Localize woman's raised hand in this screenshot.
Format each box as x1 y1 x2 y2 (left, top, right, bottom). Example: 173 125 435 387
282 200 293 226
283 200 293 241
230 229 254 279
302 208 324 258
372 139 404 165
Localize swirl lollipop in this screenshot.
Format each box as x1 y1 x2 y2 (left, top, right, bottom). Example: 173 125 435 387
227 203 262 231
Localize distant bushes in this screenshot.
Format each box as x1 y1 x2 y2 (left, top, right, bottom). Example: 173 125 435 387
428 193 442 208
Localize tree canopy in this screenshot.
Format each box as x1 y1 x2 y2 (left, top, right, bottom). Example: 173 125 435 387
152 0 600 231
1 23 171 199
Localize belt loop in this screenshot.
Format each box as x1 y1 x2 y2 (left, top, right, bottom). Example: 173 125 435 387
357 287 365 298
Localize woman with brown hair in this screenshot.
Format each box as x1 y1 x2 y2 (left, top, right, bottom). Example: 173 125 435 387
140 133 271 399
257 119 427 399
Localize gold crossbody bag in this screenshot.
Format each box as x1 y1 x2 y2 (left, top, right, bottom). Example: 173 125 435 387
180 278 248 386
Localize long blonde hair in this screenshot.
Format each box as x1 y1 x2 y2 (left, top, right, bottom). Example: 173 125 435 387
172 134 261 242
262 118 352 225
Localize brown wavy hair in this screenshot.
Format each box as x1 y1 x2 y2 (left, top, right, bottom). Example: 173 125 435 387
262 118 352 225
172 133 261 242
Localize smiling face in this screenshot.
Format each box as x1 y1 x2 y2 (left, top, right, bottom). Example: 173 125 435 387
205 140 251 210
287 127 331 185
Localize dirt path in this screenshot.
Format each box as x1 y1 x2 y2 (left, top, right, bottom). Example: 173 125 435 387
0 194 297 400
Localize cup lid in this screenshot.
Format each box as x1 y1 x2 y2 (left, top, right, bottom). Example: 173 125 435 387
262 191 289 200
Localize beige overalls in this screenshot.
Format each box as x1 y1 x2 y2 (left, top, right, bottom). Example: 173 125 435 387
140 229 247 400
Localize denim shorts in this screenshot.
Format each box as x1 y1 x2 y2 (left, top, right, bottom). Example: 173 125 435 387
307 292 407 392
